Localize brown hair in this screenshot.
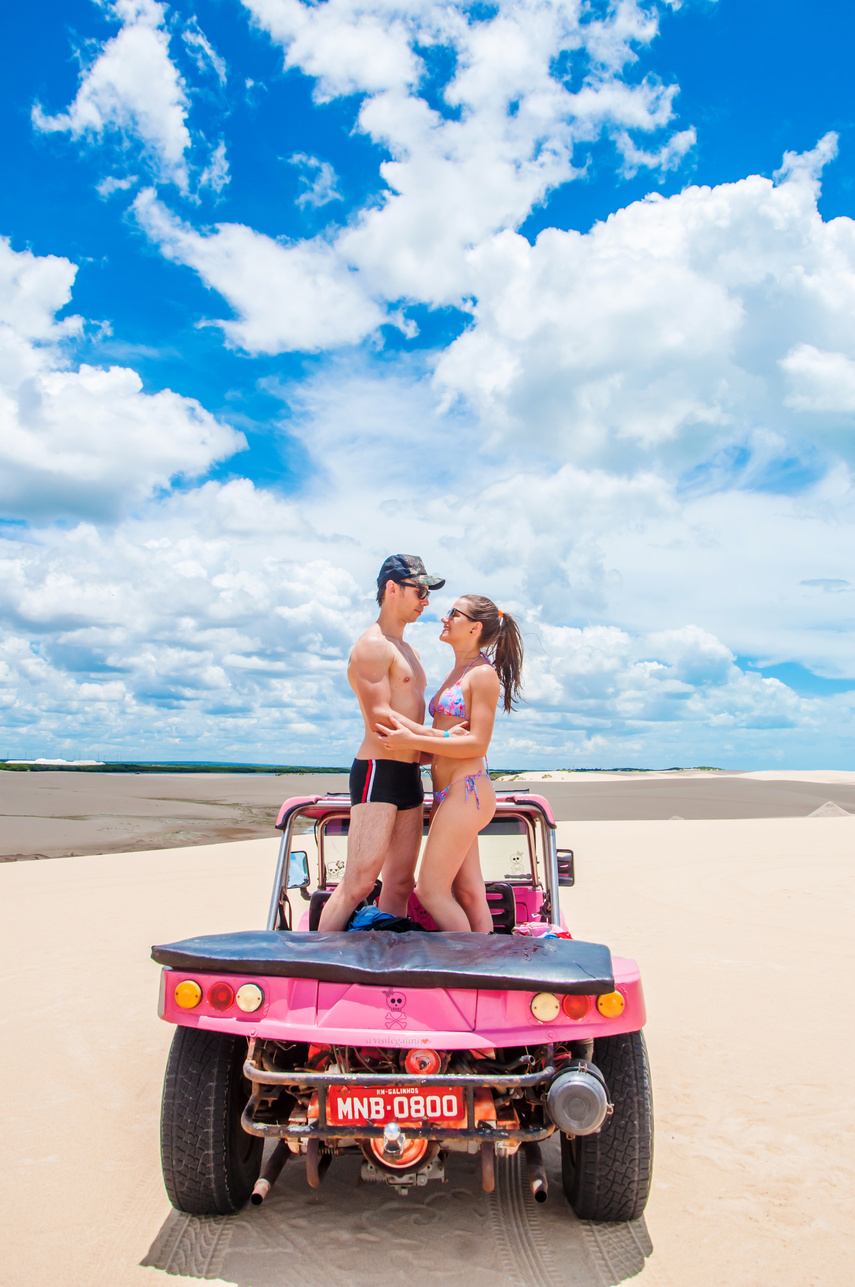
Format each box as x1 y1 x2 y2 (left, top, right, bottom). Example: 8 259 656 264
460 595 524 713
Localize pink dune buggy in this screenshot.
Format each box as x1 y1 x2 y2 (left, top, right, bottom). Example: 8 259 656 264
152 790 652 1221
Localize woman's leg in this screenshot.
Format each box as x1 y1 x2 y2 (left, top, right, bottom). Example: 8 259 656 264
417 776 496 931
451 837 493 933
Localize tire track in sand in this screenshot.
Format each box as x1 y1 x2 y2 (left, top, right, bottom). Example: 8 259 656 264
140 1138 652 1286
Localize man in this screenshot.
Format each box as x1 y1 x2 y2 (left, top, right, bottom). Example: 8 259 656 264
318 555 445 931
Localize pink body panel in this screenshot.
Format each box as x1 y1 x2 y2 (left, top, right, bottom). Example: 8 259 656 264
159 955 644 1049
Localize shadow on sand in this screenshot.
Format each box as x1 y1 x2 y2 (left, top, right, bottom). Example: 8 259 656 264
142 1138 652 1286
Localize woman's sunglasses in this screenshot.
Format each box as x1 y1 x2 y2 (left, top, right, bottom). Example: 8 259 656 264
447 607 476 621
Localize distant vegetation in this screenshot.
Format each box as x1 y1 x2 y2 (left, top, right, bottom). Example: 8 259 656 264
3 761 723 776
494 766 723 778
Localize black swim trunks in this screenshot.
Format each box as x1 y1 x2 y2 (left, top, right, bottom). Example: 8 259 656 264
350 759 424 811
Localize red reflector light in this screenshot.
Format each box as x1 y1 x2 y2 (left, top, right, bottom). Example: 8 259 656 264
562 994 591 1020
208 982 235 1011
404 1048 442 1075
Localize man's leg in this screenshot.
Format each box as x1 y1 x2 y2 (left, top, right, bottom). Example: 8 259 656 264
317 802 396 931
378 804 423 918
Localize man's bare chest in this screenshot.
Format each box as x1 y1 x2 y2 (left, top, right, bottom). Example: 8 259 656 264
390 648 425 699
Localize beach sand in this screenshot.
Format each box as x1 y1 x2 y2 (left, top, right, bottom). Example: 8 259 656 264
2 768 853 861
2 807 853 1286
0 772 349 861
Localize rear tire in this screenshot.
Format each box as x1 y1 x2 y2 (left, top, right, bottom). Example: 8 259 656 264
160 1026 262 1215
561 1030 653 1222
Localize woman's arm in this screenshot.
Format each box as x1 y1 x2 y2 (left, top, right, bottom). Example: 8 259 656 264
384 710 447 737
376 668 499 758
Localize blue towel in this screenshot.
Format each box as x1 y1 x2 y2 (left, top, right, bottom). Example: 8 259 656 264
348 905 398 931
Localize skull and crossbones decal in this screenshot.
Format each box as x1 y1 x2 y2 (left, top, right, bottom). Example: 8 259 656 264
383 989 408 1029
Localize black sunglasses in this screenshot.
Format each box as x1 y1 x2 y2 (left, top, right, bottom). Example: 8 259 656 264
447 606 476 621
399 581 430 600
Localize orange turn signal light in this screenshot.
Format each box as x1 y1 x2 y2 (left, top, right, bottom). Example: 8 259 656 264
174 979 202 1009
562 994 591 1021
596 990 625 1018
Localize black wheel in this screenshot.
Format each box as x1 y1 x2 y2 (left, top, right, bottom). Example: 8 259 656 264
561 1030 653 1222
160 1026 262 1215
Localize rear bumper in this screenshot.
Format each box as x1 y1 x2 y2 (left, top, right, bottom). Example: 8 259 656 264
158 955 645 1048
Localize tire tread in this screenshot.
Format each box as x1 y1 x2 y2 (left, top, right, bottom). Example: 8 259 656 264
160 1026 261 1215
562 1030 653 1223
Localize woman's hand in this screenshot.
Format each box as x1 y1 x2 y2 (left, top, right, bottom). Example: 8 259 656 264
375 713 419 750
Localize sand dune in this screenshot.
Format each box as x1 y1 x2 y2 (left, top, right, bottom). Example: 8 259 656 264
1 815 854 1285
4 769 855 861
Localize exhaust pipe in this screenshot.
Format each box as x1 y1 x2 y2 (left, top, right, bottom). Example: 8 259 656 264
306 1137 331 1188
251 1139 290 1205
523 1142 548 1203
480 1141 495 1193
546 1060 610 1136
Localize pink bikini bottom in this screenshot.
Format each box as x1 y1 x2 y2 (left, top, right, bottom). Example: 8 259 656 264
433 769 485 810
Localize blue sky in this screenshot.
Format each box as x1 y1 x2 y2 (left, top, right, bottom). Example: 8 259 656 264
1 0 854 767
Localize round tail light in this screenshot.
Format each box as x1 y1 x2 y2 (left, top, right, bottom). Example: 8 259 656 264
235 983 264 1013
208 981 235 1011
530 992 561 1022
562 994 591 1021
174 979 202 1009
596 990 626 1018
404 1048 441 1075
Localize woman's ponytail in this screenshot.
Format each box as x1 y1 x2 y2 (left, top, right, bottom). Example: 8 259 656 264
459 595 524 713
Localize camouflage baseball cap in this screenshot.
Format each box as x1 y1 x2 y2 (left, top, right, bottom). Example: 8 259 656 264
377 554 445 592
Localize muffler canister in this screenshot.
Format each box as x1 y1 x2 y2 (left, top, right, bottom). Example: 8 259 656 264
546 1060 610 1136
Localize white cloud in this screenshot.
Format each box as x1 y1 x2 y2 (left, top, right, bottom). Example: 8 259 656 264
0 237 244 520
182 17 227 85
2 474 849 767
524 620 808 734
32 0 192 190
96 173 138 197
10 4 855 767
0 329 852 763
199 140 230 194
616 125 696 178
291 153 343 208
133 188 385 353
780 344 855 413
0 484 371 760
434 134 855 472
136 0 695 347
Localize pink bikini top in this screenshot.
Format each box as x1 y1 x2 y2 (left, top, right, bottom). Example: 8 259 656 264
428 654 491 719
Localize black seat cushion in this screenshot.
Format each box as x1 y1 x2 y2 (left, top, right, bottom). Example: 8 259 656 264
308 880 383 932
308 889 332 932
485 882 516 934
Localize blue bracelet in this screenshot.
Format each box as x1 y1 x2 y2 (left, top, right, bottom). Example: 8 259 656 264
444 730 450 738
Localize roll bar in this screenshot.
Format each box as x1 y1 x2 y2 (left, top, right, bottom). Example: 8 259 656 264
267 792 560 932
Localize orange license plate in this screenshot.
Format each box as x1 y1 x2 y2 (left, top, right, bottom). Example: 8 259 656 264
327 1086 465 1126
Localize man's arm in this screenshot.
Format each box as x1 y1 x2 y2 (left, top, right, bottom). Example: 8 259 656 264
349 635 397 729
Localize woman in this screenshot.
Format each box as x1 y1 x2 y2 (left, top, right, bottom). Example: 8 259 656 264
376 595 523 931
